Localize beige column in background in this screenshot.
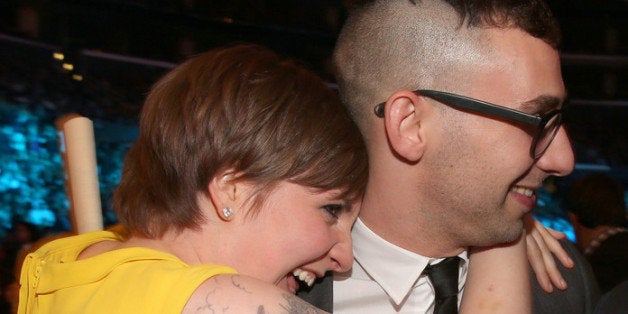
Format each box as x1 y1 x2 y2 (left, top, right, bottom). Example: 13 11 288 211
56 114 103 233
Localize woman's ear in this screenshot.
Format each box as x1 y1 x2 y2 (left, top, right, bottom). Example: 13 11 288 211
208 169 239 221
384 90 431 162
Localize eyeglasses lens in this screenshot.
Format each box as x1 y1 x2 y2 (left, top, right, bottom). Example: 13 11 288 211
534 113 562 158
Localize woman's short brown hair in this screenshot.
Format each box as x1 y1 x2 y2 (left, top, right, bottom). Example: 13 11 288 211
114 44 368 238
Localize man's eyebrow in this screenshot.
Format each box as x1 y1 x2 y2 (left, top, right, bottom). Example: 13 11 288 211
519 95 563 113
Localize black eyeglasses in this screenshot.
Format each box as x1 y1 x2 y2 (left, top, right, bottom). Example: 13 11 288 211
373 90 563 159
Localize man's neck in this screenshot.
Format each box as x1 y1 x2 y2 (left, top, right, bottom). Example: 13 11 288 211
361 165 466 257
359 205 466 257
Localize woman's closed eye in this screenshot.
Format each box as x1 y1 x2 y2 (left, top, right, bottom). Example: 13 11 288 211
322 204 345 219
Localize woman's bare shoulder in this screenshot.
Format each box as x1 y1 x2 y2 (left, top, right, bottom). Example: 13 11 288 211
184 274 327 313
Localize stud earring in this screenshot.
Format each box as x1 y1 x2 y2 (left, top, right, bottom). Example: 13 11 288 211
221 207 233 220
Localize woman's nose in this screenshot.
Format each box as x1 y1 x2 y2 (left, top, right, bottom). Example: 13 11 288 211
328 229 354 273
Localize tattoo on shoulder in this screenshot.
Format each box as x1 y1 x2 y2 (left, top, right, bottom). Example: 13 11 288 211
192 277 229 313
245 293 327 314
191 276 325 313
231 275 252 294
279 293 327 314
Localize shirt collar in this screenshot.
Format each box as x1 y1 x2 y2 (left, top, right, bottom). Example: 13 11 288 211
351 218 468 305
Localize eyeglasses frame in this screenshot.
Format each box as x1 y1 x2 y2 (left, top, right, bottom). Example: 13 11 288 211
373 89 563 159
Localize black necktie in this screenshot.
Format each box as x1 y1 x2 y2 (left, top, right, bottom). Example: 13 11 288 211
424 256 461 314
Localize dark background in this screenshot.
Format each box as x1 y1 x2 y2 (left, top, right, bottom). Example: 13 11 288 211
1 0 626 160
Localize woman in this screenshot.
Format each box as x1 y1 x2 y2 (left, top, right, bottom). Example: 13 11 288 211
19 44 368 313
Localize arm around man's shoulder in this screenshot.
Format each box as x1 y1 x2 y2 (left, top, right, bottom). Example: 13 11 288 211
184 274 328 313
532 239 600 314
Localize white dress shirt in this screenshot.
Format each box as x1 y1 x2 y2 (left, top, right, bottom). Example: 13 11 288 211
334 218 468 313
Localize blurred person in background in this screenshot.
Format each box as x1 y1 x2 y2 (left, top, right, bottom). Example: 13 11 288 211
567 173 627 293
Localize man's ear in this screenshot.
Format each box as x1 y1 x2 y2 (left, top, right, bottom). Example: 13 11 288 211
208 169 239 221
384 90 430 162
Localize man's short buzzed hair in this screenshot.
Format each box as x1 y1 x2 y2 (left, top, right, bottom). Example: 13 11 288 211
334 0 561 134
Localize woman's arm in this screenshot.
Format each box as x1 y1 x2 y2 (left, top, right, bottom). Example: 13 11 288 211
185 274 327 314
460 232 530 314
525 214 574 292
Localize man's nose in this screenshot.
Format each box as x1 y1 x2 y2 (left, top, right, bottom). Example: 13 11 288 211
536 126 575 177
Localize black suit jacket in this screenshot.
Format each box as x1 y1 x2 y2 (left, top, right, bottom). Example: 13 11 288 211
531 239 600 313
594 280 628 314
587 231 628 293
299 239 600 313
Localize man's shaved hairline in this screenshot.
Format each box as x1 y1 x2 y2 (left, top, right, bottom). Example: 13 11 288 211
334 0 492 135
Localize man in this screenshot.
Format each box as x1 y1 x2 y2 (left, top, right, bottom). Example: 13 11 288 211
299 0 599 312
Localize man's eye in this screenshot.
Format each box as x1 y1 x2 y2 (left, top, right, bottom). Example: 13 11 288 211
323 204 344 219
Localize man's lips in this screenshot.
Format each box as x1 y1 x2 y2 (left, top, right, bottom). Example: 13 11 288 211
511 185 535 197
510 185 537 210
